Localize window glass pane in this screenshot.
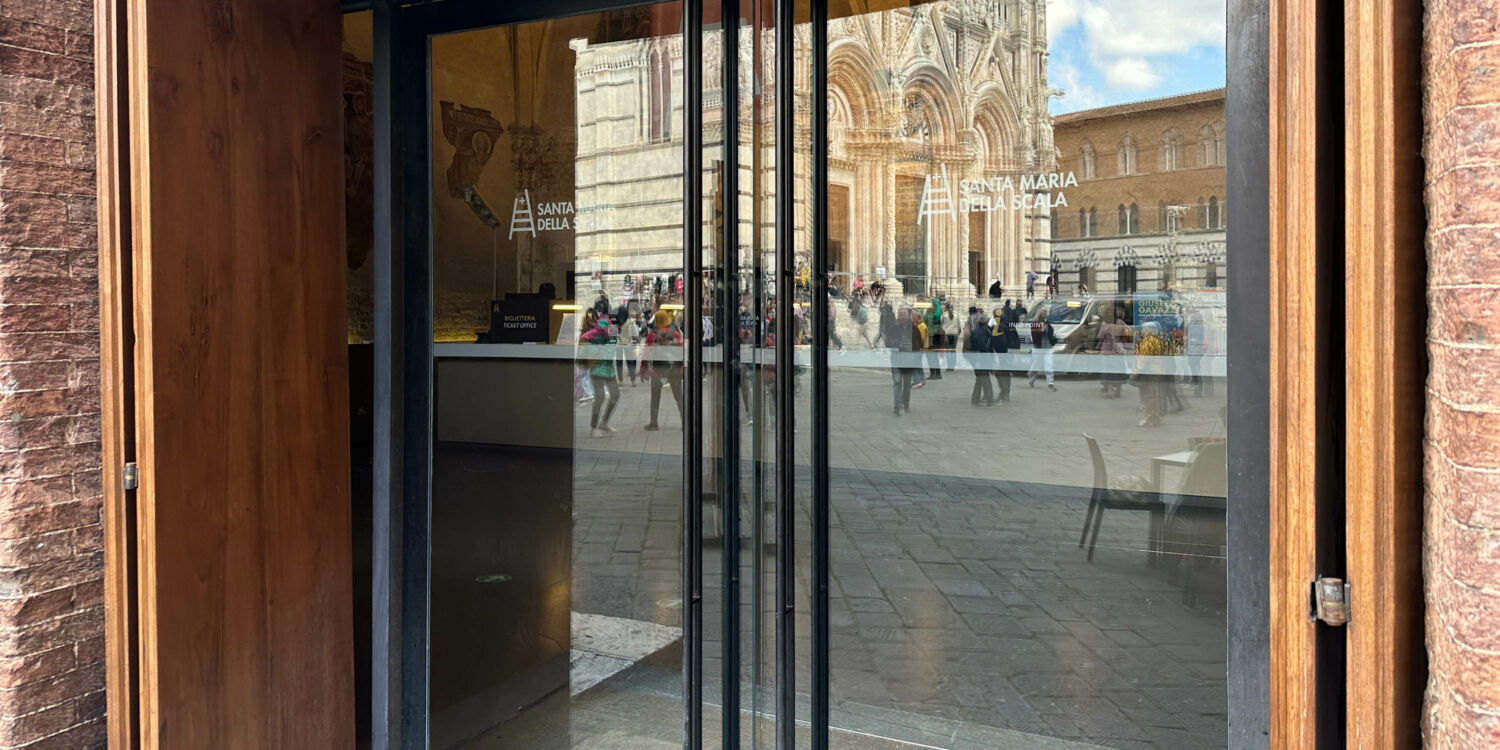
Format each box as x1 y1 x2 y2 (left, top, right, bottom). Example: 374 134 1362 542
820 1 1230 748
426 7 688 747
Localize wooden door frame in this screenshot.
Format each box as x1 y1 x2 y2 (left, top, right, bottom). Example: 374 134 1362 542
91 0 1427 747
1265 0 1427 745
1343 0 1426 746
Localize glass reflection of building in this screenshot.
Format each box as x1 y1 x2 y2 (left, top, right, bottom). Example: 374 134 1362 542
571 0 1057 303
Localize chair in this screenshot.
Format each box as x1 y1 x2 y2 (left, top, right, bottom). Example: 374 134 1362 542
1166 441 1227 605
1079 434 1166 564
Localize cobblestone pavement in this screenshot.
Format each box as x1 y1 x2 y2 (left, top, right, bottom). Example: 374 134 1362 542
559 366 1228 749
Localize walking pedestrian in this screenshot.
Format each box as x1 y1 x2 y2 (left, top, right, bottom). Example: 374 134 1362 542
911 307 929 387
1028 307 1058 390
642 309 684 430
579 316 620 436
1025 269 1037 300
966 305 995 407
889 306 918 415
940 301 959 371
850 294 874 347
1098 307 1130 398
988 307 1012 402
923 296 944 380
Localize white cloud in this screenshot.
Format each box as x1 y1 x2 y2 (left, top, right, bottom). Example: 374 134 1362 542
1053 62 1106 111
1078 0 1225 58
1101 55 1163 90
1046 0 1084 43
1049 0 1225 92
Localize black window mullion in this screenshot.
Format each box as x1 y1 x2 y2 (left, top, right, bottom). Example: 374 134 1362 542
773 0 796 746
718 1 743 748
809 0 829 746
683 3 705 750
370 1 412 747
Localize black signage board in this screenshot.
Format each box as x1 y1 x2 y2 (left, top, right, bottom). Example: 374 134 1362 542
478 293 548 343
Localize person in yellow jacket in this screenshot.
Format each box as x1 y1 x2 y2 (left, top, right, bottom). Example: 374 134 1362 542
1134 322 1174 427
911 311 930 388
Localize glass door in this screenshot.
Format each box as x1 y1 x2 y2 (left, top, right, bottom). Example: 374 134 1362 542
378 0 1255 748
810 2 1239 748
407 3 700 748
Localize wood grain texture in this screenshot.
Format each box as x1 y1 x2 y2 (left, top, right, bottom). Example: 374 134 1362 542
96 0 137 746
1344 0 1426 745
124 0 355 746
1268 0 1321 745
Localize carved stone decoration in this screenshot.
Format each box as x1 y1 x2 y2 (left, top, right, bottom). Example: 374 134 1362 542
343 52 374 270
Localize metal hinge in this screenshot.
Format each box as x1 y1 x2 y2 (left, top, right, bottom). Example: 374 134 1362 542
1311 576 1349 626
122 462 139 491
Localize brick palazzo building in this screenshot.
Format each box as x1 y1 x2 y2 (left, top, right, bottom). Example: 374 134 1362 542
1048 89 1227 294
0 0 1493 748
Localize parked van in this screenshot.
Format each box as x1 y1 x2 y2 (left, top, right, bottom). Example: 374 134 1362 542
1018 292 1223 353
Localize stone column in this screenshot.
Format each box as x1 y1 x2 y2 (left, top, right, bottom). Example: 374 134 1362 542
1424 1 1500 745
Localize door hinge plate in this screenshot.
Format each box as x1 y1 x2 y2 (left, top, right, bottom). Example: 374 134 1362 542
122 462 139 491
1311 576 1349 626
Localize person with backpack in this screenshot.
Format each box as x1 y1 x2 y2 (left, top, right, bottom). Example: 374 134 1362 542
849 294 873 347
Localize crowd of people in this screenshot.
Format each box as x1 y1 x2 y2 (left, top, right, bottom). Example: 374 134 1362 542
572 270 1207 435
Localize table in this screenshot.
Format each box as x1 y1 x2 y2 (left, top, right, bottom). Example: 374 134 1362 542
1150 450 1197 496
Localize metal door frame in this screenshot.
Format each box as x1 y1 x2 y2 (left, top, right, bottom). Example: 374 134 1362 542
350 0 1275 747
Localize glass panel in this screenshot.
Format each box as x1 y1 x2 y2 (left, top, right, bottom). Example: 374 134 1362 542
427 7 689 747
820 1 1231 748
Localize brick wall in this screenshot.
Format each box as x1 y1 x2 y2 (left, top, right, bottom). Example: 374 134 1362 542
1424 0 1500 746
0 0 106 748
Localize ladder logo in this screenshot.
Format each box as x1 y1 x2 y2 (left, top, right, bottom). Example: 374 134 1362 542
509 189 536 239
918 164 957 224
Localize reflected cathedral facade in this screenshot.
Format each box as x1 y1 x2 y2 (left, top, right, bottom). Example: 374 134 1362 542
571 0 1056 301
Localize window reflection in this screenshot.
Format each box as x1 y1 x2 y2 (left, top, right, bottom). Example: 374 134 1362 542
425 7 690 748
819 2 1230 748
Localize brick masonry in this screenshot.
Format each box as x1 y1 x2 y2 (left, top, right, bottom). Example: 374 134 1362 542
0 0 1489 747
1424 0 1500 746
0 0 105 748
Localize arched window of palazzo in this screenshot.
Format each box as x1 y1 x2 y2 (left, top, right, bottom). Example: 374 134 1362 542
1129 202 1140 234
648 46 672 142
1208 196 1221 229
1118 204 1128 235
1118 134 1137 175
1080 140 1096 179
1201 122 1226 166
1160 128 1182 171
1090 207 1098 236
1077 208 1088 238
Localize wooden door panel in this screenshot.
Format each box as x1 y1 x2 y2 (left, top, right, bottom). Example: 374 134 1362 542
113 0 355 746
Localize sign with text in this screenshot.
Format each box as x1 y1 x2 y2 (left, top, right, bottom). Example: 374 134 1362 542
918 165 1076 224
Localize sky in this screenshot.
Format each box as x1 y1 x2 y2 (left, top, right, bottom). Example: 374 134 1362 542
1045 0 1228 115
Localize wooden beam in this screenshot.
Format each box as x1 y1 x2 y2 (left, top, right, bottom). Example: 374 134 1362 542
95 0 136 745
1344 0 1427 745
1268 0 1322 744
